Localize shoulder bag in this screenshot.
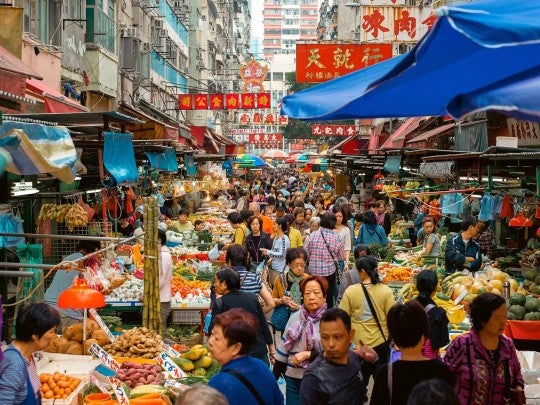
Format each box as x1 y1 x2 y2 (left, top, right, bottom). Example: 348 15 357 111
360 282 391 362
504 360 526 405
320 230 340 280
224 369 266 405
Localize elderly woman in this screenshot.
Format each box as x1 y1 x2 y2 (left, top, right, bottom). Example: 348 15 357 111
303 216 320 241
273 276 328 405
225 244 275 314
208 308 284 405
444 293 524 404
0 303 61 404
339 255 395 389
210 267 275 365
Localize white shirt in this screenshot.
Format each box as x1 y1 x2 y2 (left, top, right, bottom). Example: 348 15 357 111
159 245 173 302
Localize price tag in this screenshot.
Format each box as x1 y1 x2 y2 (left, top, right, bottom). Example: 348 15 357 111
89 374 110 394
156 352 187 379
89 343 121 372
89 308 116 342
454 290 468 305
162 342 181 358
108 377 130 405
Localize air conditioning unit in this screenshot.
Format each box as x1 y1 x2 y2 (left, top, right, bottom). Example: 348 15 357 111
172 0 184 8
159 28 167 37
155 19 164 29
122 27 139 38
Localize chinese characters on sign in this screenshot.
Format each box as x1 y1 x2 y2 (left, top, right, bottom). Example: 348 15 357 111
178 93 271 110
237 112 288 126
249 133 283 149
296 43 393 83
240 60 269 93
312 124 357 137
359 6 433 42
507 118 540 147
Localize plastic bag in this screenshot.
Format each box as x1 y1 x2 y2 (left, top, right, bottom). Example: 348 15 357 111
208 244 220 261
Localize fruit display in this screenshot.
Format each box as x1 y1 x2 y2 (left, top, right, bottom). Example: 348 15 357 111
508 293 540 320
45 320 110 355
39 371 81 400
378 262 414 283
116 361 165 388
37 203 89 230
522 267 540 296
103 327 162 358
173 259 214 281
172 344 220 379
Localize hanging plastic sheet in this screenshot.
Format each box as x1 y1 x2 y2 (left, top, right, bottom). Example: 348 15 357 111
103 132 138 186
0 121 77 183
383 155 402 173
0 213 24 248
184 153 197 176
419 161 455 179
145 147 178 173
16 244 44 304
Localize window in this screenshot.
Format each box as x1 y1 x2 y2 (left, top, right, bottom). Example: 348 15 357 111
273 72 283 81
86 0 116 53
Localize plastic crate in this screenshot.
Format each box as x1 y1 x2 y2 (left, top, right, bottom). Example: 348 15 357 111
171 309 203 325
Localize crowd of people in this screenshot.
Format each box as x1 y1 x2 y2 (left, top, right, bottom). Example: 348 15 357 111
0 172 525 405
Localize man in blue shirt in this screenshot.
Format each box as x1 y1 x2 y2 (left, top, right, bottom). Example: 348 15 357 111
445 216 482 274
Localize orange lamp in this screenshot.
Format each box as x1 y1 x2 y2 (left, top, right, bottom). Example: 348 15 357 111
58 277 106 310
508 212 533 228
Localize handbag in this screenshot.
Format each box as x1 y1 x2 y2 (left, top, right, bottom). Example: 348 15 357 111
504 360 526 405
320 230 340 279
270 304 290 332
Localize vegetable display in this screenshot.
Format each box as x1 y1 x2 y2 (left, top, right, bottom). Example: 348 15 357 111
116 362 165 389
39 372 81 400
44 320 110 355
102 327 162 358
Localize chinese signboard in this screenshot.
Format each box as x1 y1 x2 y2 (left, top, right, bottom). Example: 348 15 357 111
312 124 357 137
359 6 434 43
178 93 271 110
237 112 288 126
507 118 540 147
296 43 393 83
240 60 269 93
249 133 283 149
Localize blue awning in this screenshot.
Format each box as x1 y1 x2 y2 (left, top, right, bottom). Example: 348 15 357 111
103 132 138 186
145 147 178 173
281 0 540 121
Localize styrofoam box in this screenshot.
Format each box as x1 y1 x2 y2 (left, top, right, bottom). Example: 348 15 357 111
496 136 518 148
37 353 101 405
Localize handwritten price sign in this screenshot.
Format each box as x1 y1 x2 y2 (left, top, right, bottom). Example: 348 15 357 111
109 377 129 405
89 374 109 394
156 352 186 379
89 308 116 342
162 343 181 358
89 343 121 372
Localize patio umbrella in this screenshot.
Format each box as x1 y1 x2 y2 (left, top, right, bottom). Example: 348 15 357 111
281 0 540 121
447 66 540 122
235 153 267 168
261 149 290 160
285 152 302 164
295 152 319 163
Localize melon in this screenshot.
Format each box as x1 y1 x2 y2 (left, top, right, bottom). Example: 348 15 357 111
508 305 526 320
535 275 540 285
524 298 540 313
532 285 540 295
507 311 517 320
492 271 508 283
523 312 540 321
509 293 527 306
489 279 503 293
524 270 537 282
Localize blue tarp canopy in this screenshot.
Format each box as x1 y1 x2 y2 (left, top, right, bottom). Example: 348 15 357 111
281 0 540 121
145 147 178 173
0 121 77 183
103 132 138 186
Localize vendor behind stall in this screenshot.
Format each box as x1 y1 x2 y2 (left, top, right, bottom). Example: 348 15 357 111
445 216 482 274
194 220 213 244
44 240 101 332
169 209 194 233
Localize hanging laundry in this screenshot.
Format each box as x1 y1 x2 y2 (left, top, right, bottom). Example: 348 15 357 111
470 196 481 215
0 213 24 248
478 192 495 222
441 193 464 215
492 194 503 215
499 194 514 219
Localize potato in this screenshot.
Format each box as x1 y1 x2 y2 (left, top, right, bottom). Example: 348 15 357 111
64 323 84 342
83 338 98 355
65 341 83 355
91 329 110 346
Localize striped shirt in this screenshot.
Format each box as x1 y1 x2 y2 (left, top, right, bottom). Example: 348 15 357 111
0 345 40 404
235 266 263 295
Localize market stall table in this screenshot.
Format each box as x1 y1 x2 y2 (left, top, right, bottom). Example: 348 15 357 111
504 320 540 351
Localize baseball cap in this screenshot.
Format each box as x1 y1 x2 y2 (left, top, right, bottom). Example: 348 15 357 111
276 201 287 211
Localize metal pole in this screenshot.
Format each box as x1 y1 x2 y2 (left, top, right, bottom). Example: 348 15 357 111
0 232 132 242
0 262 55 270
0 270 37 277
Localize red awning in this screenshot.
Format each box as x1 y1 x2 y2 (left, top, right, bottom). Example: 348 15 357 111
406 123 456 146
190 126 206 147
26 78 88 113
380 117 427 149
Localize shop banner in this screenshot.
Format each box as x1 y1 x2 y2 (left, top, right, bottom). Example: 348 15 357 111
249 133 282 148
178 93 271 110
296 43 393 83
312 124 356 136
507 118 540 147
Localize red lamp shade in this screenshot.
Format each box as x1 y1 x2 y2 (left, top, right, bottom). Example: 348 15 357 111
508 212 533 228
58 278 106 309
536 227 540 237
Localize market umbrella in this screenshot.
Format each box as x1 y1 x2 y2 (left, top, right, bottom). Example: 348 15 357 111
285 152 302 164
260 149 290 160
447 66 540 122
235 153 268 168
281 0 540 121
295 152 319 163
301 158 328 172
